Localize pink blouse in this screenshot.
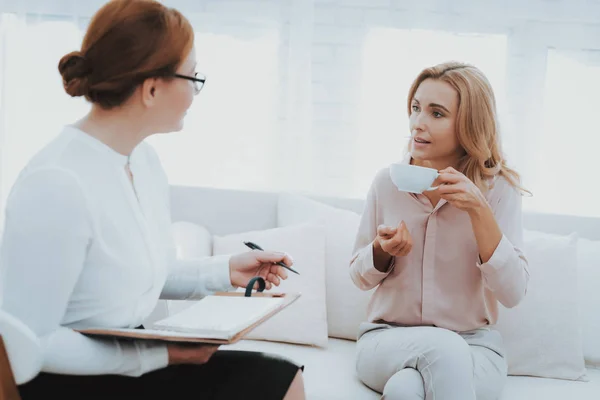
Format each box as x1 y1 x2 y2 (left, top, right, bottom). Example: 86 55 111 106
350 158 530 332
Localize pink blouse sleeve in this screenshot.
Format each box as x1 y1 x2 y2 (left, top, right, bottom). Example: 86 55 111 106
476 180 530 308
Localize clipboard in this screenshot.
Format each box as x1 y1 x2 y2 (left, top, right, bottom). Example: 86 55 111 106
76 277 301 345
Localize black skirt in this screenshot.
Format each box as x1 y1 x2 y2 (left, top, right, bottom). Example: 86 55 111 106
18 350 303 400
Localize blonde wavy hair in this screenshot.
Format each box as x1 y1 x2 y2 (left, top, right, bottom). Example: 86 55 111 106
407 61 528 195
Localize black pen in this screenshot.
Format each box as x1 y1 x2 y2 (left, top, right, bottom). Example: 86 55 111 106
243 241 300 275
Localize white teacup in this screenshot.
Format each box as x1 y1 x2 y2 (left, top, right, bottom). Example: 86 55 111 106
389 163 439 194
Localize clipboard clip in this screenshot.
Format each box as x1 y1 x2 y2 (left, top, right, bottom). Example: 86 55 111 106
244 276 266 297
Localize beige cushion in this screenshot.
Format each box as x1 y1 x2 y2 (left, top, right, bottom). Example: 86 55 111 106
493 230 586 380
213 223 329 347
277 193 372 340
576 238 600 366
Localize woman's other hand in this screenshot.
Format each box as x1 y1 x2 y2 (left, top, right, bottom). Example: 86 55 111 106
167 343 221 365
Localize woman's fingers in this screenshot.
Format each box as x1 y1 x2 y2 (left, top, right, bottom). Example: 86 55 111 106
437 183 464 194
255 251 293 267
437 172 462 185
389 240 408 255
266 272 280 287
393 244 411 256
383 220 412 256
272 264 288 280
378 224 397 238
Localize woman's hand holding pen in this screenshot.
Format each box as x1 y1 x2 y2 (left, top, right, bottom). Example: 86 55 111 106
167 250 293 366
229 251 293 290
166 248 293 366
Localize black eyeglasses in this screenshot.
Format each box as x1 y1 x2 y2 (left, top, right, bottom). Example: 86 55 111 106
171 72 206 95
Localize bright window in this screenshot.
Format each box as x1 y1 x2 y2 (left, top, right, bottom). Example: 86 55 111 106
147 31 280 192
528 49 600 217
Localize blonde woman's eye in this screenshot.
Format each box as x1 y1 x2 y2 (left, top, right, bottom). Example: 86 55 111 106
412 105 420 112
432 111 443 118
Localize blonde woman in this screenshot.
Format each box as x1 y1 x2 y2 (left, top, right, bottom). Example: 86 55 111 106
350 62 530 400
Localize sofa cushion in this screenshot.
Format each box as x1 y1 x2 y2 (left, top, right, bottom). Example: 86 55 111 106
225 338 600 400
577 238 600 366
277 193 372 340
213 223 329 348
493 230 586 380
501 368 600 399
171 221 213 259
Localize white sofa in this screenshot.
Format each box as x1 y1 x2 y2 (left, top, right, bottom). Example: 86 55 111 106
163 185 600 400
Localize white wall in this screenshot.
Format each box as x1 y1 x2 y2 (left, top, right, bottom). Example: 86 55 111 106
0 0 599 217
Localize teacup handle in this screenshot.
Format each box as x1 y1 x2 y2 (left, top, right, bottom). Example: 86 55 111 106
424 172 440 191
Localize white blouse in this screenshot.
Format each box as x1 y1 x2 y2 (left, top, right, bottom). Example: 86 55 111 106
0 126 233 377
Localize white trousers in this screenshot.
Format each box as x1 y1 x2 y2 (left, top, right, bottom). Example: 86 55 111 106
356 323 508 400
